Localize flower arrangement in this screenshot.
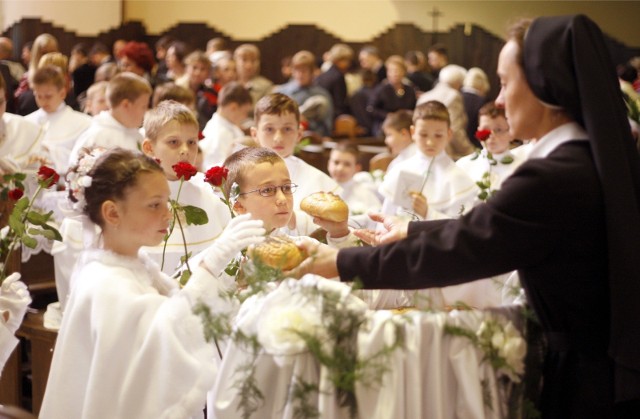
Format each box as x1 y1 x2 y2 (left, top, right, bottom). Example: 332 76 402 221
194 260 404 419
471 129 514 202
1 166 62 283
445 313 526 382
66 147 106 212
162 162 208 285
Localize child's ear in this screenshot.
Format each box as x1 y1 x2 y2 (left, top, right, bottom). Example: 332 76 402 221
250 126 258 141
409 125 416 140
447 128 453 141
355 163 362 172
232 200 247 215
101 200 121 228
141 138 155 156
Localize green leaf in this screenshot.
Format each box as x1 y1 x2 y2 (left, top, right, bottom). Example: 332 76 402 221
28 227 56 240
179 269 191 286
183 205 209 225
8 211 25 236
22 235 37 249
41 224 63 241
478 191 489 201
26 210 48 226
500 156 514 164
14 196 29 211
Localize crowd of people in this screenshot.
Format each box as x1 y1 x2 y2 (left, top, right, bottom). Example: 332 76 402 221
1 14 639 418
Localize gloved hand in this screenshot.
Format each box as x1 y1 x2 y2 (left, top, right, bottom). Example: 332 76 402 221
0 272 32 334
202 213 265 275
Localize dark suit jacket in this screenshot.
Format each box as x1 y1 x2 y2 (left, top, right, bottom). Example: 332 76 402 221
314 65 349 117
338 141 623 418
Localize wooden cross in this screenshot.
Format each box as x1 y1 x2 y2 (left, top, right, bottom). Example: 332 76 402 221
428 6 443 41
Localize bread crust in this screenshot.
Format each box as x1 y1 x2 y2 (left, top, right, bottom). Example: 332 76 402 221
300 192 349 222
248 236 306 270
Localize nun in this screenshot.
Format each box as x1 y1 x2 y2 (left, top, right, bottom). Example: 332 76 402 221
294 15 640 418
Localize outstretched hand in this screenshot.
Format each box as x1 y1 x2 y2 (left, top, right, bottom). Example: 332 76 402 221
352 212 409 246
285 236 339 279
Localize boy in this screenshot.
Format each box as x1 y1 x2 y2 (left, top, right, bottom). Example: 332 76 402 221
200 81 252 168
224 146 353 244
382 109 416 173
327 141 381 220
456 101 525 192
83 81 109 116
379 100 477 220
69 72 152 165
175 50 216 129
141 100 231 274
251 93 340 210
25 65 92 174
233 44 273 107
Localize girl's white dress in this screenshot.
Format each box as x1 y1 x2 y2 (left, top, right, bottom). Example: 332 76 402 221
41 249 231 419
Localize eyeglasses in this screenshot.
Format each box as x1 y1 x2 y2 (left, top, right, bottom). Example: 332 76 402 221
239 183 298 197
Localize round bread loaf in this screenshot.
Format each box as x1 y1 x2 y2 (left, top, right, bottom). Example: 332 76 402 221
300 192 349 222
248 236 306 270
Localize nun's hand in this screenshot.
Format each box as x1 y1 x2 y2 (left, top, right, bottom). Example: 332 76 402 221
286 236 339 279
353 213 409 246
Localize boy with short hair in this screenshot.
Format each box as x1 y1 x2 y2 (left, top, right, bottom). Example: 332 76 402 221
141 100 231 274
379 100 477 220
224 146 352 242
251 93 341 210
456 102 525 192
327 141 381 219
382 109 416 173
25 65 92 174
200 81 252 168
68 72 152 165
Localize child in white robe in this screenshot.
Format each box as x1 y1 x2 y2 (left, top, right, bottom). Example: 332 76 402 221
456 102 525 194
40 148 264 419
141 100 231 275
0 74 43 172
382 109 417 174
25 65 91 174
379 100 477 221
200 82 252 169
327 141 381 228
68 72 152 165
251 93 341 209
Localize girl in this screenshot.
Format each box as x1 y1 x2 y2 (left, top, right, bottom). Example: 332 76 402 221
40 148 264 419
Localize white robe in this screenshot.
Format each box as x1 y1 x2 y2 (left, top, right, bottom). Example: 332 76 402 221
41 249 231 419
379 150 477 220
0 112 43 170
142 177 231 275
386 142 417 174
25 103 92 174
456 148 525 191
200 113 245 168
284 155 341 210
68 110 143 166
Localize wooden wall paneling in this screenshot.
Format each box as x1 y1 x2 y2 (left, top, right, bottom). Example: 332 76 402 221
257 24 344 85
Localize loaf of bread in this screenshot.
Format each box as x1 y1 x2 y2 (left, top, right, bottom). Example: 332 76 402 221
300 192 349 222
247 236 307 271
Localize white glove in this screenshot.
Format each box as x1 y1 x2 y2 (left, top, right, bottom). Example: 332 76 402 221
0 272 32 334
202 213 265 275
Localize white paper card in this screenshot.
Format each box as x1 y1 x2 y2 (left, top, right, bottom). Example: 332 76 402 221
392 169 425 209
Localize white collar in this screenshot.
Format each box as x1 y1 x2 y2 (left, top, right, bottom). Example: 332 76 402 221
528 122 588 159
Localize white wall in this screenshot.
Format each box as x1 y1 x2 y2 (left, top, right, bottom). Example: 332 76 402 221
1 1 639 47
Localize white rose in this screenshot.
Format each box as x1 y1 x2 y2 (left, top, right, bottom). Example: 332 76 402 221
257 303 326 357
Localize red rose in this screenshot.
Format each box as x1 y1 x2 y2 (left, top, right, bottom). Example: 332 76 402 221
37 165 60 188
172 162 198 181
475 129 492 142
204 166 228 187
198 131 205 140
8 188 24 201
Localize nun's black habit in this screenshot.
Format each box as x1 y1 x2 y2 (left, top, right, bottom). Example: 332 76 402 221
336 15 640 417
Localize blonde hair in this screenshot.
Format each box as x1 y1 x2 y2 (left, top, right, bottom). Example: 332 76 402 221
106 72 152 108
385 55 406 72
143 100 198 141
38 52 68 73
29 33 58 73
254 93 300 124
30 65 65 90
413 100 450 126
223 147 283 192
463 67 490 96
234 44 260 61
